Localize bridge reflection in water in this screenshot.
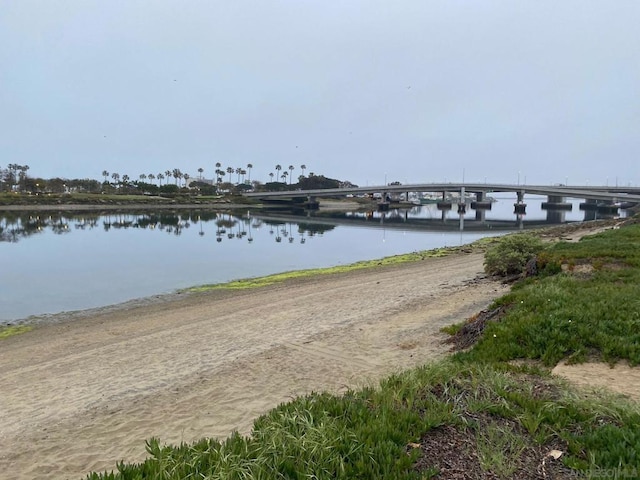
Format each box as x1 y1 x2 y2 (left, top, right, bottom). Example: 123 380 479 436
254 198 628 234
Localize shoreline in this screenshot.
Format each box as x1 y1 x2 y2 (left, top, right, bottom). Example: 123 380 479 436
2 218 618 330
0 198 375 213
0 248 508 479
3 243 458 330
0 202 255 212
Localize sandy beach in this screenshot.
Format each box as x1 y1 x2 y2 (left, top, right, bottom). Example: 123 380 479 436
0 250 508 480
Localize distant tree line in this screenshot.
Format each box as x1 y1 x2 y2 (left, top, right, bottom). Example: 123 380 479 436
1 164 103 194
1 161 355 196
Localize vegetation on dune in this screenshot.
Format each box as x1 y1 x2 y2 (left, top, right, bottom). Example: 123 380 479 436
483 233 545 276
186 247 455 292
83 220 640 479
0 325 32 339
86 360 640 479
455 224 640 367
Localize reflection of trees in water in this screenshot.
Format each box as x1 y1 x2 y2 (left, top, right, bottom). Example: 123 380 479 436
255 219 330 244
74 218 98 229
51 218 71 235
0 213 74 242
296 222 335 236
0 210 319 245
215 213 236 239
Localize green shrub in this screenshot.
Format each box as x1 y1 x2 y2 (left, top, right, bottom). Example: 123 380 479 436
484 234 545 277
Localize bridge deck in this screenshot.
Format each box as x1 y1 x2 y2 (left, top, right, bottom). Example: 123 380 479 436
244 183 640 203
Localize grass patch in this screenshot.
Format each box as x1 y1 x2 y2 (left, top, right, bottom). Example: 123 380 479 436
86 360 640 479
454 224 640 367
188 233 505 293
187 247 455 292
0 325 33 339
0 192 235 206
0 192 173 205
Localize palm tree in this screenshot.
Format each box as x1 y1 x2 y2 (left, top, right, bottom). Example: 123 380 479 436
183 173 190 187
197 167 204 180
102 170 109 183
157 173 164 185
111 172 120 186
269 172 274 183
139 174 147 182
246 163 253 183
19 165 29 192
300 164 306 177
165 170 172 182
275 164 282 183
8 163 20 189
281 171 288 183
5 163 14 190
148 173 155 184
235 167 242 184
172 168 182 185
226 167 234 183
288 165 295 185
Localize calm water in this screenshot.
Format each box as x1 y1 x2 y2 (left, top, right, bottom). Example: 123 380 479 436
0 195 624 323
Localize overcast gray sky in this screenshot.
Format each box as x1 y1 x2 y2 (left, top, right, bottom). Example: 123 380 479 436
1 1 639 187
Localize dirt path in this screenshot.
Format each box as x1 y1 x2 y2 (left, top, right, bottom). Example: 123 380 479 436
0 251 507 480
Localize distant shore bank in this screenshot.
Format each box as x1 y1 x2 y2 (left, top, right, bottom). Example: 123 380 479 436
0 198 375 212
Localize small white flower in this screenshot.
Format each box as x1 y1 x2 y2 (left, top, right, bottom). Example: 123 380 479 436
493 334 497 338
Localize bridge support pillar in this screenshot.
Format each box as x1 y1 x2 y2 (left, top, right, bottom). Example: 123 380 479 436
471 191 492 210
542 195 572 211
457 187 466 214
579 198 598 211
305 195 319 210
514 190 527 214
437 191 452 210
546 209 567 224
596 202 619 215
578 199 619 218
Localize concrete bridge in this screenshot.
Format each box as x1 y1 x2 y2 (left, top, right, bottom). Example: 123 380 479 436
243 183 640 212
